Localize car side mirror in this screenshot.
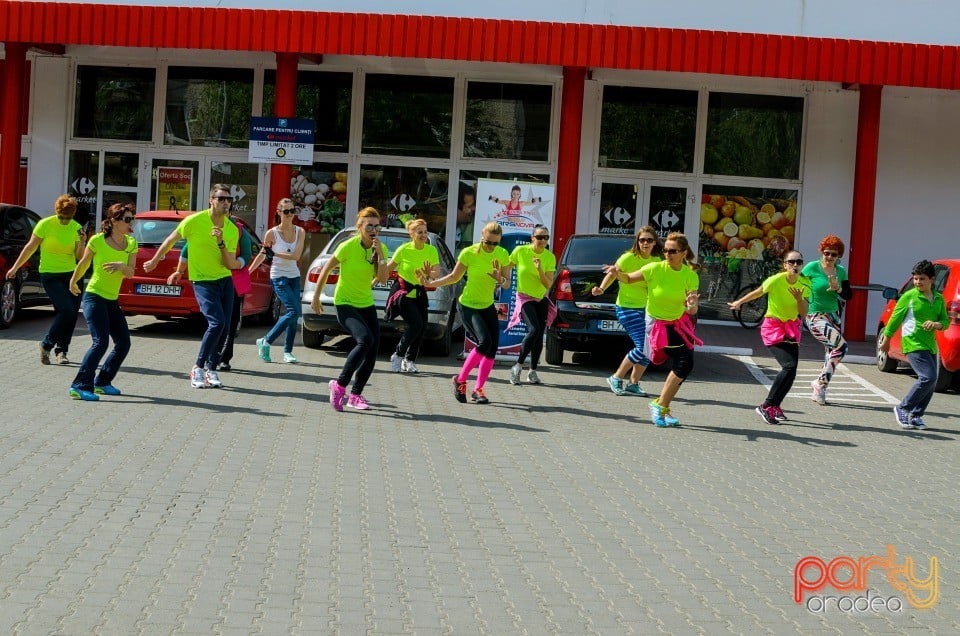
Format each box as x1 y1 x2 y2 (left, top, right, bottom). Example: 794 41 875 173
882 286 899 300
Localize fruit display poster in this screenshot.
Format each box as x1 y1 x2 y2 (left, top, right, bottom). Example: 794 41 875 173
289 166 348 234
699 192 797 261
467 178 556 359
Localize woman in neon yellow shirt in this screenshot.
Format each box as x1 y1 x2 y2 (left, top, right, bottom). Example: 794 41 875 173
5 195 86 365
505 224 556 385
67 203 138 401
385 219 440 374
311 207 389 411
424 222 510 405
729 250 810 424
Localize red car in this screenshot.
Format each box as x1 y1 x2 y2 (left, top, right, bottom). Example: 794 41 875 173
876 258 960 392
118 210 278 323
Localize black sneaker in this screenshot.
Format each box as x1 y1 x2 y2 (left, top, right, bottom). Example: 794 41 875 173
218 361 232 371
452 376 467 403
756 405 778 425
471 388 490 404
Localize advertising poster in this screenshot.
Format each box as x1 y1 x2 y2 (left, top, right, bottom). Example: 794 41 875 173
248 116 315 165
469 178 556 358
156 167 193 212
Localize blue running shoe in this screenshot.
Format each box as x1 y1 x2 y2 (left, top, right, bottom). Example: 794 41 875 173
69 388 99 401
94 385 122 396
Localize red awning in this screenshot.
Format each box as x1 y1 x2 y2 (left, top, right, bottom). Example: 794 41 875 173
1 2 958 90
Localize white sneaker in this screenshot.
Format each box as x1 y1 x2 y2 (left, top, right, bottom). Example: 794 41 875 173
510 363 522 385
526 370 541 384
205 368 223 388
390 352 402 373
401 359 419 373
190 366 206 388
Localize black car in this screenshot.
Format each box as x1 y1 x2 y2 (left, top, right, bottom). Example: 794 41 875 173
0 204 46 328
545 233 635 365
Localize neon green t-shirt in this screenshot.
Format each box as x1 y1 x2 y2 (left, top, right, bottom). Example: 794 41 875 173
761 272 811 322
509 244 556 300
176 210 239 282
802 261 848 314
332 235 388 308
391 241 440 299
85 233 139 301
457 244 510 309
615 252 660 309
33 215 82 274
640 260 699 321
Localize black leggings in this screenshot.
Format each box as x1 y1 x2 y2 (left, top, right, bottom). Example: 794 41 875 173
336 304 380 395
518 297 549 368
765 341 799 408
460 303 499 358
396 295 427 361
663 323 695 380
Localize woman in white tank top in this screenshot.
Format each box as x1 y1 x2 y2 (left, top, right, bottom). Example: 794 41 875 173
249 198 306 363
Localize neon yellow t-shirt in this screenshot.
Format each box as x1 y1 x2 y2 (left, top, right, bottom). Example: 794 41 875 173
176 210 239 282
391 241 440 299
457 244 510 309
509 244 556 300
640 260 699 321
85 233 139 301
615 252 660 309
761 272 811 322
333 235 388 308
34 215 82 273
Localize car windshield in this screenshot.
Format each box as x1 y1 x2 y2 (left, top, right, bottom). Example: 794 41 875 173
327 230 416 256
134 219 186 248
563 236 634 266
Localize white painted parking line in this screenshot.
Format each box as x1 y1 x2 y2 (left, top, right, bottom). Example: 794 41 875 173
738 356 898 405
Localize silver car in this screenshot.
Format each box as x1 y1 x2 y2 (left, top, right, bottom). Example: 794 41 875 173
301 228 464 356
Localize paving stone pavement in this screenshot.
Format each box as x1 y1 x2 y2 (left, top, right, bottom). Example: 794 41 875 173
0 309 957 635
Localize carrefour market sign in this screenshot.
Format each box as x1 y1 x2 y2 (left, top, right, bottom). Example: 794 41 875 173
248 116 315 165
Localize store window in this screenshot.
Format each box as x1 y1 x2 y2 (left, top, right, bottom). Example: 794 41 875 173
165 67 254 148
263 70 353 153
74 66 155 141
463 82 552 161
599 87 697 172
288 163 349 235
455 171 550 251
67 150 100 228
362 75 454 158
358 165 450 236
704 93 803 180
209 162 260 229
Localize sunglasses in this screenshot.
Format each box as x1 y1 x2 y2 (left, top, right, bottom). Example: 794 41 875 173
637 237 656 244
533 235 549 241
482 239 500 246
363 223 381 231
280 208 296 215
213 196 233 202
662 248 681 255
121 216 136 223
785 259 803 265
822 251 839 258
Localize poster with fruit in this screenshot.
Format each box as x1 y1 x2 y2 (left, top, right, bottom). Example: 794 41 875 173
289 166 348 234
699 192 796 261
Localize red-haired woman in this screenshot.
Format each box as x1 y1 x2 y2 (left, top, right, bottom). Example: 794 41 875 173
802 235 852 405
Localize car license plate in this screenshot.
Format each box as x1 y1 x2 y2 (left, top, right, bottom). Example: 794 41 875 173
373 281 392 290
135 283 182 296
598 319 625 332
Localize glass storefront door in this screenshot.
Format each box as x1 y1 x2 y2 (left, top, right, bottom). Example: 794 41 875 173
593 179 694 239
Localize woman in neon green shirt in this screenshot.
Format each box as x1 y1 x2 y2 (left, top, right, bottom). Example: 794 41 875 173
729 250 810 424
5 195 86 364
424 222 510 405
505 224 556 385
385 218 440 374
67 203 138 401
311 207 389 411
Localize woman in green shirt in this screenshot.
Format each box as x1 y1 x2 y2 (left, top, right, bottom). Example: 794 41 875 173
311 207 389 411
729 250 810 424
505 224 556 385
5 195 86 364
67 203 138 401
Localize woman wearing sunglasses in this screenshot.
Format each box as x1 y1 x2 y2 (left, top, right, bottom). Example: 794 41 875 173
729 251 810 424
592 225 662 397
605 231 701 427
423 221 510 404
66 203 139 401
250 197 305 364
505 224 556 385
311 207 389 411
802 235 852 405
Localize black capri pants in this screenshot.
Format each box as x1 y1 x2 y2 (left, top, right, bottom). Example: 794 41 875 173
460 302 500 359
335 304 380 394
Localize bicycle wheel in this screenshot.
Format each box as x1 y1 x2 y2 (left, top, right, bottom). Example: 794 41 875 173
733 285 766 329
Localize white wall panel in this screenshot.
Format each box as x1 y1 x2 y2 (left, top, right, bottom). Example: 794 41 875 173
26 56 69 214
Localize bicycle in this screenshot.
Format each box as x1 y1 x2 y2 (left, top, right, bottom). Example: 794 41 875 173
729 250 784 329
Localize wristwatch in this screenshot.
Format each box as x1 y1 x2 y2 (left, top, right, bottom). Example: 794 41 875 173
217 241 226 249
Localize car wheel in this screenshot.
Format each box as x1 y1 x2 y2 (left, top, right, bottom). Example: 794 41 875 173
545 332 564 366
0 279 18 329
430 322 452 357
876 326 898 372
302 324 325 349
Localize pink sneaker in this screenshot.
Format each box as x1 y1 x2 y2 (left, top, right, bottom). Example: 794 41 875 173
346 394 370 410
328 380 346 412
